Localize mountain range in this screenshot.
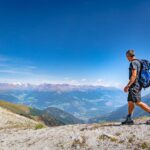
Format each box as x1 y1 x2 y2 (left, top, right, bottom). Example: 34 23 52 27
0 83 126 122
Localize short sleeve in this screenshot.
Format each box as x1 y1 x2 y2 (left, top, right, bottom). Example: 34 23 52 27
131 61 138 70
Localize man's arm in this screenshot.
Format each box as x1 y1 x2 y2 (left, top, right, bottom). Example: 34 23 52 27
127 69 137 87
124 69 137 92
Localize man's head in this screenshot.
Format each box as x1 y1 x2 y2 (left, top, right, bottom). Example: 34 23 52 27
126 50 135 61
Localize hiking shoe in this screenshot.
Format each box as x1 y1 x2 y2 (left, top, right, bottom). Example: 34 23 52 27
146 119 150 125
121 116 134 125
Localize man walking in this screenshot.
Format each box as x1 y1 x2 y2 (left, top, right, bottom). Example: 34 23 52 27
122 50 150 125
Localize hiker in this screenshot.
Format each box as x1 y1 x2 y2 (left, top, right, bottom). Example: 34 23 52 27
122 50 150 125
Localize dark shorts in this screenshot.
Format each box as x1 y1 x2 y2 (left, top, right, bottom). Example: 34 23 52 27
127 82 142 103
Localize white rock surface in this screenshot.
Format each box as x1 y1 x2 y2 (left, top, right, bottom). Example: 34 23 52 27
0 107 150 150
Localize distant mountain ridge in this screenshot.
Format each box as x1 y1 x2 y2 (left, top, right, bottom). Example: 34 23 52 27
0 83 120 91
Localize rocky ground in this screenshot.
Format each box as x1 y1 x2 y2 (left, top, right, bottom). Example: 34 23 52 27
0 107 150 150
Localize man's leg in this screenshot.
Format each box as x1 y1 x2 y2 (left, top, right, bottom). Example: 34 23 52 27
136 100 150 124
128 101 135 115
135 101 150 113
122 101 135 124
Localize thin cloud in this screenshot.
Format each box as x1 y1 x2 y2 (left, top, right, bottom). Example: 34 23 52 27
26 66 37 70
0 69 34 75
0 57 38 75
0 69 21 74
0 64 9 67
0 55 10 62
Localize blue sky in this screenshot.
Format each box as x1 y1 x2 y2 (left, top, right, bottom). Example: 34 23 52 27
0 0 150 87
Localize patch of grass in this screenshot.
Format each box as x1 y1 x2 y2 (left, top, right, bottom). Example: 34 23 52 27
35 123 45 130
141 142 148 149
98 134 118 142
128 137 134 143
110 137 118 142
115 132 121 136
119 140 124 144
72 136 86 148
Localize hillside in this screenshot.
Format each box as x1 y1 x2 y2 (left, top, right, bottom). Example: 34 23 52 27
0 100 83 126
0 110 150 150
43 107 84 125
89 93 150 123
0 106 41 130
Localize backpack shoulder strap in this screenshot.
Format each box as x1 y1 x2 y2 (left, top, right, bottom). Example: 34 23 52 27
132 59 141 63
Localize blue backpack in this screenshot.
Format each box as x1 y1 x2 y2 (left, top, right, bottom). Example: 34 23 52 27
137 59 150 88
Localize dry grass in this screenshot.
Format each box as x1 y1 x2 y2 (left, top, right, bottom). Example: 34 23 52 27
0 99 30 114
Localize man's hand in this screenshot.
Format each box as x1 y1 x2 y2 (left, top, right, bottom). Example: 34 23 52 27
124 85 129 93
